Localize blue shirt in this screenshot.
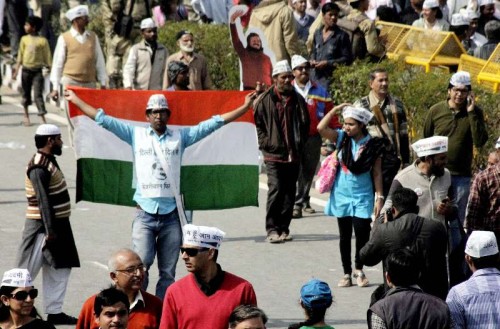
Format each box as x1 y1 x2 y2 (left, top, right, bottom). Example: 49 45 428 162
446 268 500 329
95 109 224 214
325 130 374 219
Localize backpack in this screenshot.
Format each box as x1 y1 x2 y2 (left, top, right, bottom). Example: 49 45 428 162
337 17 367 60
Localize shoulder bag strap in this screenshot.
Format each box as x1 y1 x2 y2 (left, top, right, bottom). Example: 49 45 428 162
388 95 401 158
151 137 188 227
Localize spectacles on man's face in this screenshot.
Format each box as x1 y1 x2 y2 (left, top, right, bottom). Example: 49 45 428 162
115 265 147 276
10 289 38 301
451 87 469 94
180 247 209 257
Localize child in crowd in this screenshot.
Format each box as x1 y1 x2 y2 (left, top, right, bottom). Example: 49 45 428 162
13 16 51 126
289 279 335 329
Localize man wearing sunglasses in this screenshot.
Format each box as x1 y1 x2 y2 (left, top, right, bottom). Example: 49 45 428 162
160 224 257 329
64 89 257 300
93 287 130 329
17 124 80 325
76 249 162 329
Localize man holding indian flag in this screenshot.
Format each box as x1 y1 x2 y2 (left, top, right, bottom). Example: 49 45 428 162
64 89 257 300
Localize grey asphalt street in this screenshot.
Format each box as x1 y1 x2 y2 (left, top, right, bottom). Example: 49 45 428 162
0 87 382 329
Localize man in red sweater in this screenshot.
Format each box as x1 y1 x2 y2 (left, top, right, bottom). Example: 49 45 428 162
160 224 257 329
76 249 163 329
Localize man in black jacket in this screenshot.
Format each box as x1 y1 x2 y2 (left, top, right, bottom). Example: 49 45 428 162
368 249 451 329
360 187 449 300
254 60 310 243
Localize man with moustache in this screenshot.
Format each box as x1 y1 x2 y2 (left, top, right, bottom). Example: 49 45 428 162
165 30 212 90
290 55 340 218
379 136 456 227
424 71 488 250
93 287 130 329
17 124 80 325
160 224 257 329
123 18 169 90
254 60 310 243
76 249 162 329
64 89 256 299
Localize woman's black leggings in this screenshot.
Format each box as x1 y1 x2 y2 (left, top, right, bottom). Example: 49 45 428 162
337 216 371 274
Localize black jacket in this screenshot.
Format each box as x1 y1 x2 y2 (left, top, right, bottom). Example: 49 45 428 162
368 286 451 329
254 86 309 162
360 213 448 300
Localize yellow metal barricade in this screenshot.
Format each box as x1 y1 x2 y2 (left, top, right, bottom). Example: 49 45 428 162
378 21 465 72
477 44 500 93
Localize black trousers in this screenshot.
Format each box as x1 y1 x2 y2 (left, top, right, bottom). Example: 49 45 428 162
295 134 322 208
337 216 371 274
265 161 299 235
21 68 46 115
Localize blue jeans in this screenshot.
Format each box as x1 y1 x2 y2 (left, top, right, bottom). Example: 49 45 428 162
132 209 182 300
449 175 471 252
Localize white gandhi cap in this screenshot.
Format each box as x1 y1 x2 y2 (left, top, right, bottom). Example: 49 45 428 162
66 5 89 21
342 106 374 125
423 0 439 9
411 136 448 157
450 71 471 87
465 231 499 258
272 60 292 76
140 18 156 29
182 224 226 250
1 269 34 287
291 55 309 70
146 94 169 110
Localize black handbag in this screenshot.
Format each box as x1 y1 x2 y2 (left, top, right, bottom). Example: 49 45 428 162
113 0 135 38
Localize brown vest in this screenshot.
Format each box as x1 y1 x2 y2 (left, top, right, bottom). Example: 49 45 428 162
25 153 71 220
62 31 97 83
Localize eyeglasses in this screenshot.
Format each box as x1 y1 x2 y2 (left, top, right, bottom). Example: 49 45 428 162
451 88 469 94
102 309 128 318
115 265 146 275
147 109 170 116
180 247 209 257
10 289 38 301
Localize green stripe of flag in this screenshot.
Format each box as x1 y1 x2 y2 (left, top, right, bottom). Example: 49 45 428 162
76 158 259 210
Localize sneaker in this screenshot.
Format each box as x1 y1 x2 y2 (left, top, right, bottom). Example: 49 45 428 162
280 232 293 241
303 204 316 214
354 271 369 287
338 274 352 287
292 208 302 218
265 232 283 244
46 312 78 325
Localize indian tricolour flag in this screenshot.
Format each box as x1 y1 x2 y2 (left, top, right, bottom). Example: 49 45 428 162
68 87 259 210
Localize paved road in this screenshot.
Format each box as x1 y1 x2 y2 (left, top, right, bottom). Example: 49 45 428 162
0 88 382 329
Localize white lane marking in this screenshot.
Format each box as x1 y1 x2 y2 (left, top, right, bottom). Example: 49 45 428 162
87 261 108 271
3 95 68 125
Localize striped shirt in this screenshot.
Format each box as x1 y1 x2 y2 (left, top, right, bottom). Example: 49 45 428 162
446 268 500 329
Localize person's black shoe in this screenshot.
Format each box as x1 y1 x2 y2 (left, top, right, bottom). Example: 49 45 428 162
46 312 78 325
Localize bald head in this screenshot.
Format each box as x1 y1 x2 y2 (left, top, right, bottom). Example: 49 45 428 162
108 248 141 272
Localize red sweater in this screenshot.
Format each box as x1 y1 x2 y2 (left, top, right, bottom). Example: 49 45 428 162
76 290 162 329
160 272 257 329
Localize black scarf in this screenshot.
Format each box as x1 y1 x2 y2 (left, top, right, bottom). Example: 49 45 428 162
340 136 386 175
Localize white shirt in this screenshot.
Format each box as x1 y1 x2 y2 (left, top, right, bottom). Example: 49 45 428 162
50 27 107 91
191 0 233 24
129 290 145 310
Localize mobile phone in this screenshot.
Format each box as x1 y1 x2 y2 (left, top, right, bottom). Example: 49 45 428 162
385 208 393 222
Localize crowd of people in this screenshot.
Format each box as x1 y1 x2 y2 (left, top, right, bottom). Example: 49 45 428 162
1 0 499 328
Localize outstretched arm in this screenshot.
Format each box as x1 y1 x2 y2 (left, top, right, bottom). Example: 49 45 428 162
64 89 99 120
220 91 257 124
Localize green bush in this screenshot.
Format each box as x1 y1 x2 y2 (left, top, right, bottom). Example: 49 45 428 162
158 22 240 90
332 60 500 167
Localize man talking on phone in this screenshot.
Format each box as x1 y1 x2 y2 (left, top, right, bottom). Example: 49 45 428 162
423 71 488 254
360 187 449 300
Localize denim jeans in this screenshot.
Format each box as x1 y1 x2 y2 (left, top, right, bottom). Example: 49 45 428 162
132 209 182 300
449 175 471 251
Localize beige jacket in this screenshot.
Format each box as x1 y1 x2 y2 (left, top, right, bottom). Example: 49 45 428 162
123 40 169 90
249 0 301 62
346 9 386 58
